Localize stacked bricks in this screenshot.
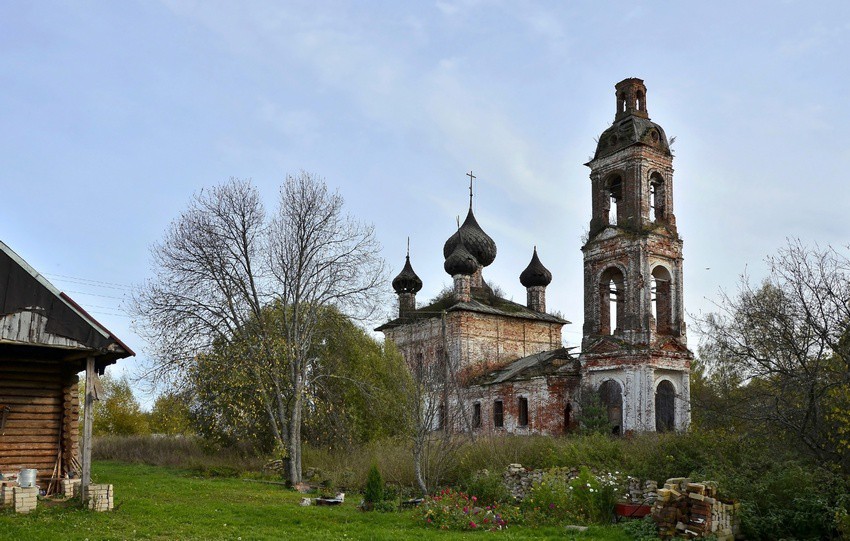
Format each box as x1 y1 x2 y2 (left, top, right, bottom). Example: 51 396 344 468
84 484 113 512
0 481 15 506
627 477 658 504
13 486 38 514
62 478 82 499
652 478 740 540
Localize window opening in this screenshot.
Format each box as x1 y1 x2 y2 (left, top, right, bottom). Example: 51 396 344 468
518 397 529 427
651 266 672 334
493 400 504 428
564 403 572 433
655 380 675 432
599 267 624 335
598 380 623 435
472 402 481 429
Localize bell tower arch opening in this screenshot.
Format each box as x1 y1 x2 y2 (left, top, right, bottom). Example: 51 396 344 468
599 267 625 335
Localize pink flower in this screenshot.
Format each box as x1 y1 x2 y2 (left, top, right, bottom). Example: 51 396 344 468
469 521 478 529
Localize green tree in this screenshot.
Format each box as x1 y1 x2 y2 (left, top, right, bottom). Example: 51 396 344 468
92 374 150 436
149 392 194 435
187 304 410 453
697 240 850 469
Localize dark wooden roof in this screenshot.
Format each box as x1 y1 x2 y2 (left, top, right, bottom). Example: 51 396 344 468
0 240 134 370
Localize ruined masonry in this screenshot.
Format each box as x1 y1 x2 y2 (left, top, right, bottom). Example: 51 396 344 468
377 78 693 435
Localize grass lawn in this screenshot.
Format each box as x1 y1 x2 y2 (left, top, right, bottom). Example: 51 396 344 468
0 462 632 540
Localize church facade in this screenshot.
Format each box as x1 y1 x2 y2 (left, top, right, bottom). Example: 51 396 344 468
377 78 692 435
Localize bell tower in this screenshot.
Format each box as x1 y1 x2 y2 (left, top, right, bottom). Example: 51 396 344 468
580 78 692 433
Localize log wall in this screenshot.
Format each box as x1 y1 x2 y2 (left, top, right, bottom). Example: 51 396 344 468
0 359 79 485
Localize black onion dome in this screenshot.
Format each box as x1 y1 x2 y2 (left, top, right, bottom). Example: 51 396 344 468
442 208 497 267
444 235 478 276
519 247 552 287
392 255 423 294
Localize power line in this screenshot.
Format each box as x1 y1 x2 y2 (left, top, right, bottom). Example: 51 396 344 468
43 272 132 291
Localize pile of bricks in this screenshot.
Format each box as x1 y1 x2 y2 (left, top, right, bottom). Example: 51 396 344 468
84 484 113 512
61 478 81 499
652 477 740 540
0 481 14 506
12 486 38 514
627 477 658 504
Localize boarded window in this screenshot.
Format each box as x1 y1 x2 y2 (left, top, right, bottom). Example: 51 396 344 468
655 380 675 432
493 400 504 428
518 397 529 427
472 402 481 429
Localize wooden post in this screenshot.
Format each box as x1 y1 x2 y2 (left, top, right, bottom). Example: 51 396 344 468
80 355 95 503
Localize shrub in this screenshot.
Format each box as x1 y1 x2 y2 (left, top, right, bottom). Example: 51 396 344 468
364 464 384 506
522 466 622 526
462 469 511 505
620 516 659 541
419 488 520 531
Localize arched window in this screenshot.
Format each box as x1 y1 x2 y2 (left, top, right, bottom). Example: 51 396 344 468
493 400 504 428
651 266 672 334
636 90 645 112
598 380 623 435
564 403 572 433
649 173 665 221
618 92 627 113
472 402 481 429
604 175 623 226
655 380 676 432
599 267 625 335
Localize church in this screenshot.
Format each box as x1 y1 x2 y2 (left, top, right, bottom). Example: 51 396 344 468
377 78 692 435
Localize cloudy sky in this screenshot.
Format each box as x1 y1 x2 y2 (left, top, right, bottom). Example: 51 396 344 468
3 1 849 402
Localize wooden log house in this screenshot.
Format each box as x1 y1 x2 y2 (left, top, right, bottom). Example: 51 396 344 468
0 240 133 489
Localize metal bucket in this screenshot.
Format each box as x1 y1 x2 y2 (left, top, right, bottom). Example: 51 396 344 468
18 469 37 488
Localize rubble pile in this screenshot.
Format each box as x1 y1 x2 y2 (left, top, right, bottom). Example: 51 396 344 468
652 477 740 540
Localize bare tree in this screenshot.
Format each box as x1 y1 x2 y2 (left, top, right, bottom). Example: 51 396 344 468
133 173 386 484
268 173 385 483
696 240 850 465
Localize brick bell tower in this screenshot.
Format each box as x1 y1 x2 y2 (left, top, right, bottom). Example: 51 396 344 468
580 78 692 433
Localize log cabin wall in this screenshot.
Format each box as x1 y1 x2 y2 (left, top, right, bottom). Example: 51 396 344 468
0 359 79 486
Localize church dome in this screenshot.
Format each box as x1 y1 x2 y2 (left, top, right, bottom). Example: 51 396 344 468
444 235 478 276
392 255 423 294
442 208 497 267
519 247 552 287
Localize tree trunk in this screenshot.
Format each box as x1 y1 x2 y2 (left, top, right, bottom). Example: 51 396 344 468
413 434 427 496
286 375 304 486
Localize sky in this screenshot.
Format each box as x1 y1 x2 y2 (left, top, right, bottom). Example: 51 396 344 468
2 1 849 406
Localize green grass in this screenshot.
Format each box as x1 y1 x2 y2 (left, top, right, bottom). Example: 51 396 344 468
0 462 631 541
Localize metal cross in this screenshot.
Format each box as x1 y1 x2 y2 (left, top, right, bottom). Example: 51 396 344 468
466 170 476 207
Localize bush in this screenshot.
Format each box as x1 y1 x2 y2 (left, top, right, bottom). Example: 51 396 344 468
521 466 621 526
620 516 659 541
364 464 384 506
418 488 520 531
462 469 511 505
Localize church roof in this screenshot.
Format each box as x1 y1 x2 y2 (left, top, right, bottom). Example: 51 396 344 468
469 347 579 386
592 115 671 161
376 285 568 331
